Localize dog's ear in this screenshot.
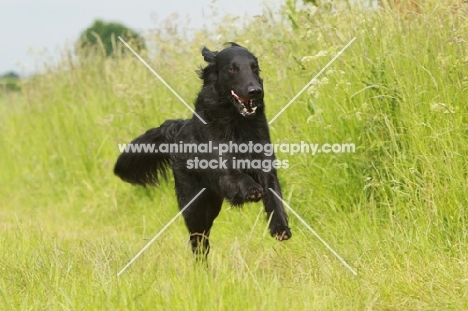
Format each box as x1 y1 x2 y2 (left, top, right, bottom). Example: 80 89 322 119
201 47 218 63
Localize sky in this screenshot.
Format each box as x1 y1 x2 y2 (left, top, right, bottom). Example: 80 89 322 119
0 0 281 75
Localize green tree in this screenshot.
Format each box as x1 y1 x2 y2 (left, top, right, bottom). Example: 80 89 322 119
0 71 21 92
77 20 145 57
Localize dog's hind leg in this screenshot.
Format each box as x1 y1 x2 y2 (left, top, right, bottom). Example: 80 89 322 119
173 171 223 258
185 191 223 258
188 192 223 259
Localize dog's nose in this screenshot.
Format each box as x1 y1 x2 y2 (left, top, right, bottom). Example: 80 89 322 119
248 86 263 96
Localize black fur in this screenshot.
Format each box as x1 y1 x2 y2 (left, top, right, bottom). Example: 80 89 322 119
114 43 291 257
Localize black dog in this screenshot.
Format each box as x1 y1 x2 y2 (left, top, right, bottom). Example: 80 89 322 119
114 43 291 256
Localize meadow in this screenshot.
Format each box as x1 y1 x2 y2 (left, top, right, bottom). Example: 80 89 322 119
1 1 467 309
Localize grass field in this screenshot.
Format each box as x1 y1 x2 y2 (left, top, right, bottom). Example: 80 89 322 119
1 0 468 309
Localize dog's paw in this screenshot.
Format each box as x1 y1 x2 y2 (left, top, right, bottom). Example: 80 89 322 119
270 225 292 241
242 182 264 202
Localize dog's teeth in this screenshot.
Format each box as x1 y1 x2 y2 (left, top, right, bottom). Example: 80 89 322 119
235 97 257 116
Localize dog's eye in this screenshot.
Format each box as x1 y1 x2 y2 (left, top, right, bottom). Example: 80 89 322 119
228 67 237 73
251 65 259 72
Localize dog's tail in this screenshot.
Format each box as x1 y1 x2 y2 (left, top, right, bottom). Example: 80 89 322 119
114 119 187 186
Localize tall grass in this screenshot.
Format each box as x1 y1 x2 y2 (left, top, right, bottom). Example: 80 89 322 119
1 0 467 309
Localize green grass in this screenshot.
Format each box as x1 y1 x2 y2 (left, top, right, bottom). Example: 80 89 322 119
1 0 468 309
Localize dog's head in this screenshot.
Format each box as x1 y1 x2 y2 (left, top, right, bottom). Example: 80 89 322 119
199 43 264 118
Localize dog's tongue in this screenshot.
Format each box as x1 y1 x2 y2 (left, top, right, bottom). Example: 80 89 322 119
231 90 250 105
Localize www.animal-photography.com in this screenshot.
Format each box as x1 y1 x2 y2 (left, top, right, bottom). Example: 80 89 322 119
1 0 467 310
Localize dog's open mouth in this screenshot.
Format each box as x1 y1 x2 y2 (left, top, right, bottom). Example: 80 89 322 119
231 90 257 117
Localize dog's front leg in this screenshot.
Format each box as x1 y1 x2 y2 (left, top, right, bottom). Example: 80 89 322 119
261 172 292 241
219 170 265 206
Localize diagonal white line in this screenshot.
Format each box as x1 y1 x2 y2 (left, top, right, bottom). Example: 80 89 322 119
268 188 358 275
117 188 206 276
268 37 356 124
118 36 207 125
